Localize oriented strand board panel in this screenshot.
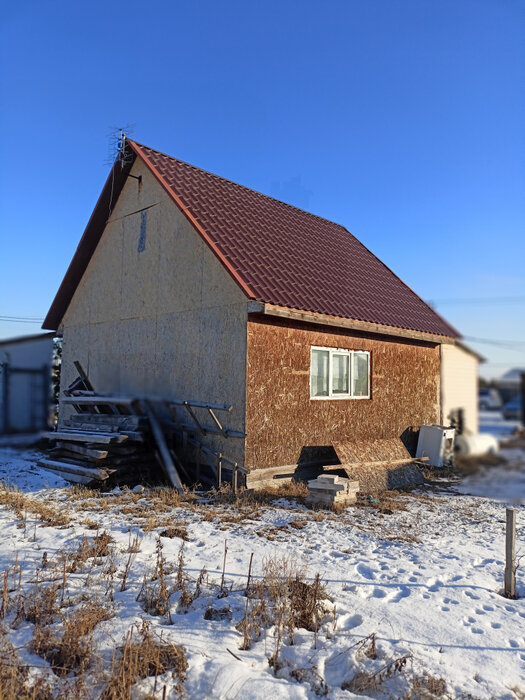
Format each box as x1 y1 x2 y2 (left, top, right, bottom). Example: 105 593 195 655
60 159 248 466
245 316 440 470
333 438 411 465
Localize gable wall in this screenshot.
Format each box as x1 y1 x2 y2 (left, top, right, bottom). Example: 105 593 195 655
60 160 248 463
245 316 441 470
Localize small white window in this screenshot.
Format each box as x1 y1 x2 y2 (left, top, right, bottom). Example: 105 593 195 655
310 346 370 399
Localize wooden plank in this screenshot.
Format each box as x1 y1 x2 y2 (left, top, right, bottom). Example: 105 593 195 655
248 302 455 345
55 442 108 460
143 402 184 492
324 457 428 470
62 395 140 407
38 459 110 481
38 467 96 485
41 431 127 444
68 414 147 429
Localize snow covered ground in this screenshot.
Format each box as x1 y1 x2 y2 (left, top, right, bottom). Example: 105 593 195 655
0 419 523 699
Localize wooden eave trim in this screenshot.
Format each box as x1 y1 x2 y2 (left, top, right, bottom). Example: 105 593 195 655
247 302 456 345
127 140 256 301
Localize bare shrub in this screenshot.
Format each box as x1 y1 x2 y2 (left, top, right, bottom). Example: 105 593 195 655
68 532 114 572
32 602 112 676
236 554 332 668
102 621 186 700
138 537 172 622
21 583 60 626
342 654 411 693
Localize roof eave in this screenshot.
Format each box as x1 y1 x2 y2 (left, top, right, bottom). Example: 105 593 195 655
247 302 457 345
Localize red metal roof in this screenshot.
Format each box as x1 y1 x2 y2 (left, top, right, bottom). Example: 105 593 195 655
44 140 459 338
130 140 458 338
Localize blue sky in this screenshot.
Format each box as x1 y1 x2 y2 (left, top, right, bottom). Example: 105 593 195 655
0 0 524 378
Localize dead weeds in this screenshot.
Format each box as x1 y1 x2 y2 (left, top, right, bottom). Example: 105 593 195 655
102 620 187 700
32 602 112 676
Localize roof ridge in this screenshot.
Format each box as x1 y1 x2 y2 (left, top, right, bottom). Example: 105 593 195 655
128 139 349 232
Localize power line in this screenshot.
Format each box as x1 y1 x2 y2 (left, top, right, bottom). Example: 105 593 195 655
0 316 44 323
428 296 525 306
463 336 525 351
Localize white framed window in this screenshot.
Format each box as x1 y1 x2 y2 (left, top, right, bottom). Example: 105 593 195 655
310 346 370 399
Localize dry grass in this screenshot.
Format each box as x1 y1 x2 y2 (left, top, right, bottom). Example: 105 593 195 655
32 602 112 676
404 672 447 698
159 525 189 541
67 532 114 573
102 621 187 700
0 485 70 527
236 553 332 668
342 654 411 693
0 626 53 700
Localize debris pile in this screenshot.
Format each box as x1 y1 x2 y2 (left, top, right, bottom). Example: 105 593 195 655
40 363 246 490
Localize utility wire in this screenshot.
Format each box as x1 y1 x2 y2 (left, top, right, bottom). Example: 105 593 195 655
428 296 525 305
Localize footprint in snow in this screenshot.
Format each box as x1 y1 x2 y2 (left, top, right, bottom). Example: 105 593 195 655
356 563 376 580
491 622 502 630
371 588 387 599
341 613 364 629
508 640 519 648
408 575 419 583
441 606 450 612
471 627 484 635
427 578 442 592
474 608 486 616
463 616 476 626
386 587 410 603
482 604 494 612
463 590 480 600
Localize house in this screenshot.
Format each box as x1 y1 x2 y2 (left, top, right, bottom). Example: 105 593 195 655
43 138 459 480
440 341 484 435
0 332 54 434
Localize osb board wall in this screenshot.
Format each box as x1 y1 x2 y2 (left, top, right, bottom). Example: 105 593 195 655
333 438 410 464
60 160 248 464
245 316 441 470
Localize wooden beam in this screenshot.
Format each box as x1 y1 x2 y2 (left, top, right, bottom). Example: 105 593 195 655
248 302 455 345
41 430 128 444
38 459 111 481
55 442 108 460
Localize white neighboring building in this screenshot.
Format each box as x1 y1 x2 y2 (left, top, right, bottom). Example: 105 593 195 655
0 333 54 434
441 341 484 435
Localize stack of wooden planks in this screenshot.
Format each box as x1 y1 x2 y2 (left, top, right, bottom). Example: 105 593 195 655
39 362 245 491
40 408 160 486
